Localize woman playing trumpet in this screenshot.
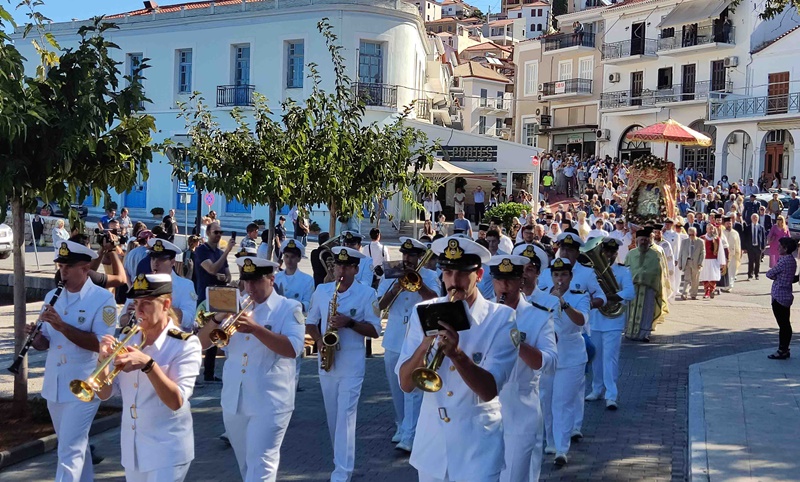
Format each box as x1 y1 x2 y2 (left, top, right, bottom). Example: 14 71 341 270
95 273 202 482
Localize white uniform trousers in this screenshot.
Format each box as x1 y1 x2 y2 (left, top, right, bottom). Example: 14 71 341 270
384 350 423 446
223 410 292 482
500 419 542 482
47 400 99 482
590 330 622 402
296 354 303 388
540 373 555 451
124 463 190 482
672 268 682 300
551 365 586 454
418 471 500 482
400 388 422 447
320 375 364 482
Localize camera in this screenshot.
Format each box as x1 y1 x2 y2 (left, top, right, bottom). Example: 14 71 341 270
95 228 121 247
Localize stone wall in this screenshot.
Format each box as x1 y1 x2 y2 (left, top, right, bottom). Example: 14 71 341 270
4 214 94 246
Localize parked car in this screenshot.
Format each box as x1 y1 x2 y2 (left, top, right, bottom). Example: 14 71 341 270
35 198 89 218
754 191 790 218
787 209 800 240
0 223 12 260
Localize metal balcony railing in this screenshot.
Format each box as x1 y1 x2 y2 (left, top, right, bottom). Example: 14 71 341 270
543 32 596 52
658 24 735 51
601 39 658 60
216 84 255 107
415 99 431 120
709 92 800 120
542 78 593 96
353 82 397 108
601 80 732 109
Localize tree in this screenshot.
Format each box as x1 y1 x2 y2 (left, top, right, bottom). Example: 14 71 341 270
467 8 485 21
730 0 799 19
0 11 155 415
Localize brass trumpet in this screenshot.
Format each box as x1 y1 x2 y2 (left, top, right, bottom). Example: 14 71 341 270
411 290 457 393
208 295 254 348
70 320 146 402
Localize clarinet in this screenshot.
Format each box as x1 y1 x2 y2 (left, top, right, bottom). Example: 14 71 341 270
8 283 64 374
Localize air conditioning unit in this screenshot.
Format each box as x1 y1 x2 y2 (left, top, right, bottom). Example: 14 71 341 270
724 56 738 68
596 128 610 141
608 73 621 83
537 83 545 92
537 94 543 101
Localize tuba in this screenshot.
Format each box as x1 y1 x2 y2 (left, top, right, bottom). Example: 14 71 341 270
578 236 625 318
317 235 342 284
320 277 343 371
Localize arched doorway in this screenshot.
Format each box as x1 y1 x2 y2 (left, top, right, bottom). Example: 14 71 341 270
681 120 716 179
761 130 794 188
723 130 752 180
618 124 651 162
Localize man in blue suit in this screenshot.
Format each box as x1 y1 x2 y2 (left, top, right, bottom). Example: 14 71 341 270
743 213 766 280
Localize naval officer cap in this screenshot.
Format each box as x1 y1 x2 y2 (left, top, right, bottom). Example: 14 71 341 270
236 256 279 280
235 246 258 258
487 255 529 279
432 235 491 271
556 231 584 248
399 237 427 255
147 238 181 259
54 240 98 264
550 257 574 273
341 231 363 245
127 273 173 299
512 243 549 271
281 239 305 258
601 237 622 251
331 246 364 266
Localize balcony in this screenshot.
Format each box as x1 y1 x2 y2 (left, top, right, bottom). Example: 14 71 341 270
601 39 658 65
478 97 511 113
216 84 255 107
601 80 732 109
543 32 596 53
658 24 735 56
541 78 593 98
353 82 398 109
414 98 432 121
709 92 800 120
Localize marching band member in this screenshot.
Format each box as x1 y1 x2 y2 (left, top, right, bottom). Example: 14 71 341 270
307 246 381 482
377 237 440 452
397 236 518 482
488 254 557 482
275 239 315 389
584 238 635 411
341 231 375 289
147 239 196 331
27 240 117 482
514 243 560 314
196 256 305 481
96 273 202 482
540 258 591 466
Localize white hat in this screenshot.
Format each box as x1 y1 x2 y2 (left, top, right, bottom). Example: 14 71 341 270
512 243 549 270
399 237 428 253
281 239 305 257
54 240 98 264
235 246 258 258
331 246 365 265
147 238 181 258
550 257 574 271
236 256 279 279
487 254 530 278
341 231 363 244
556 231 584 248
432 235 491 270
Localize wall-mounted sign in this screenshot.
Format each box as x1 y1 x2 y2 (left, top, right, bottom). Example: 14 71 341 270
539 114 552 127
439 145 498 163
554 81 566 94
567 134 584 144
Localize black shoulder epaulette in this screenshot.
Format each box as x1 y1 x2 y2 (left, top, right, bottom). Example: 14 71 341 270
530 301 553 313
540 285 548 291
167 328 192 341
570 289 587 295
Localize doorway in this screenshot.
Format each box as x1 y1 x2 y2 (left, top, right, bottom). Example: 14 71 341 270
630 71 644 106
681 64 696 101
630 22 645 55
767 72 789 115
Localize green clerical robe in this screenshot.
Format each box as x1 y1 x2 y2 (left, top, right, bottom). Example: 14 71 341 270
624 245 670 340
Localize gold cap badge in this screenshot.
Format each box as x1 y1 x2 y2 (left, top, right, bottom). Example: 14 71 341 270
287 240 296 249
242 259 256 273
553 258 565 269
58 243 70 257
444 239 464 260
338 250 350 262
402 239 414 250
132 274 149 291
499 258 514 273
522 245 536 259
561 236 574 245
153 240 164 252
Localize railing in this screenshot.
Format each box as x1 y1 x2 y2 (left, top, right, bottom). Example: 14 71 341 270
709 92 800 120
478 97 510 110
216 84 255 107
601 80 732 109
542 78 593 96
415 98 431 120
543 32 596 52
601 39 658 60
353 82 397 108
658 24 735 51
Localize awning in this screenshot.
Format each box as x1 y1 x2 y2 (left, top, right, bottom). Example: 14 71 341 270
657 0 730 29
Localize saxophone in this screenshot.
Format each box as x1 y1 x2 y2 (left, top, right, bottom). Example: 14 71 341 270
320 277 343 372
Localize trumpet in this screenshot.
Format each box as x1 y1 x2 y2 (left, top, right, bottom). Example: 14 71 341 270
320 277 343 372
411 289 457 393
8 283 64 374
70 320 146 402
194 310 217 329
208 295 254 348
378 250 434 315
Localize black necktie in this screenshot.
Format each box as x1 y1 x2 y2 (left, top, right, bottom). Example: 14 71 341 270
752 225 757 246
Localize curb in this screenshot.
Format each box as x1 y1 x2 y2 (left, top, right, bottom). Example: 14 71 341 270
0 412 121 470
688 363 709 482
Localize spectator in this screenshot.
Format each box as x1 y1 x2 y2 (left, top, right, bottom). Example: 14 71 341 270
765 237 797 360
767 192 784 219
453 210 472 238
473 186 486 223
418 219 436 239
52 219 69 247
274 216 287 264
435 213 448 237
767 215 790 268
366 228 390 288
162 214 178 243
296 209 309 247
789 191 800 217
183 235 201 281
241 222 259 249
97 207 116 230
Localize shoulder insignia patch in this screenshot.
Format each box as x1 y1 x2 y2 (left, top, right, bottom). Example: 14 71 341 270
530 301 553 313
293 309 306 325
510 328 521 348
78 316 86 325
167 328 192 341
102 306 117 327
472 352 483 364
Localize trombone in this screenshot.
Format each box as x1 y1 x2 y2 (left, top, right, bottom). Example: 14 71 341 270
411 289 457 393
208 295 254 348
377 249 434 315
70 320 145 402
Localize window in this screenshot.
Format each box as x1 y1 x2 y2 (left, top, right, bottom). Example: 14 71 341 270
524 60 539 96
578 57 593 80
537 24 543 31
523 120 539 147
496 91 504 108
657 67 673 89
177 49 192 94
128 53 143 82
235 45 250 85
287 41 304 89
479 116 487 134
495 118 504 134
358 41 384 84
558 60 573 81
480 89 488 107
710 60 726 92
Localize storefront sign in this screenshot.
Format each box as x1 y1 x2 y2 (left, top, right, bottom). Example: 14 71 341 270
567 134 584 144
439 145 498 162
554 81 566 94
539 114 551 127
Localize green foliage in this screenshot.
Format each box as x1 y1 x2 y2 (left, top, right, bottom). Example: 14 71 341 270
309 220 321 233
485 203 529 233
729 0 799 19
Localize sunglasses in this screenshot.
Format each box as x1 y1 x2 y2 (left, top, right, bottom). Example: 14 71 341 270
212 230 223 235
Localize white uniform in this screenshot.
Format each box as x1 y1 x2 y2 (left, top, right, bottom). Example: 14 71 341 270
274 269 315 387
499 297 557 482
377 268 441 447
307 281 381 482
609 230 632 265
40 278 116 482
106 325 202 482
588 265 634 403
540 288 590 456
355 257 375 289
171 272 197 332
656 240 675 300
477 251 509 300
499 235 514 255
396 294 518 481
662 230 681 299
221 293 305 482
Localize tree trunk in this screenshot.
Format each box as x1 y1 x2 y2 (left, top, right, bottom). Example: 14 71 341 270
267 203 277 259
11 194 28 417
328 199 337 236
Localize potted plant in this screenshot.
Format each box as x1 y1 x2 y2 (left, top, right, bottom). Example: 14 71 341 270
253 219 266 229
150 207 164 219
309 221 321 234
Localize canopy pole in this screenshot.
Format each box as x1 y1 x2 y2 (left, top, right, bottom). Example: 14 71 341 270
664 140 670 162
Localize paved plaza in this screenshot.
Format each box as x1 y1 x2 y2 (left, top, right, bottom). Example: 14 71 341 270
0 243 792 481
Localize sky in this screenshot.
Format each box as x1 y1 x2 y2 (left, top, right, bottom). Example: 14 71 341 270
10 0 503 23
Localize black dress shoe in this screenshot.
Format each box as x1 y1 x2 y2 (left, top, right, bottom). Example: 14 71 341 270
90 445 104 465
204 376 222 383
768 350 790 360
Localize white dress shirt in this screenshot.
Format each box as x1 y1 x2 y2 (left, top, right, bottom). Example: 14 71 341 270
275 270 315 313
377 268 441 353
